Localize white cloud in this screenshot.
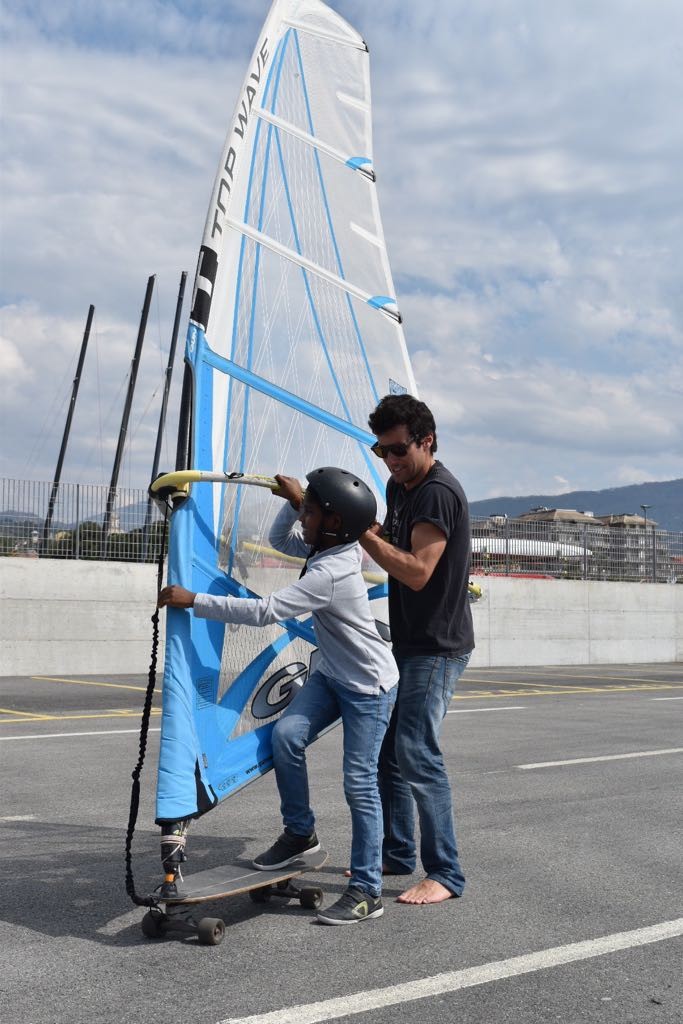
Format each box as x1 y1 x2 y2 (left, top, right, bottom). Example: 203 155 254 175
0 330 33 383
1 0 682 502
613 466 661 487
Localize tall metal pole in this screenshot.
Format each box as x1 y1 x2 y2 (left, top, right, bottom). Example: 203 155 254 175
41 304 95 553
102 275 155 557
143 271 187 557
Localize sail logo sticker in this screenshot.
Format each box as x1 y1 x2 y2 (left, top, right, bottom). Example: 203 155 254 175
251 661 306 719
210 37 270 241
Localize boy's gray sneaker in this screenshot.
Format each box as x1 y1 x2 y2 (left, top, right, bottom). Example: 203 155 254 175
316 887 384 925
252 829 320 870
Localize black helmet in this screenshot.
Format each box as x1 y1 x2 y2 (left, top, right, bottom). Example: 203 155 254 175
305 467 377 542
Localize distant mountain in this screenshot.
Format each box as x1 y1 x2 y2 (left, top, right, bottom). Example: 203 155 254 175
469 478 683 533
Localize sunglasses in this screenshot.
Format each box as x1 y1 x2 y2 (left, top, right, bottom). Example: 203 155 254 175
370 437 418 459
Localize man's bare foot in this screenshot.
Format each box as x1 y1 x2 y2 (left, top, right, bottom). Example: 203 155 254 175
396 878 455 904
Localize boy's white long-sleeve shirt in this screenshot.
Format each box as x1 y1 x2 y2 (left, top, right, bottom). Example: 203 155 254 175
193 502 398 694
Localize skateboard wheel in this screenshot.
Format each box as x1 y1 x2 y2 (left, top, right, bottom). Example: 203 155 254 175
197 917 225 946
141 910 165 939
299 887 323 910
249 886 272 904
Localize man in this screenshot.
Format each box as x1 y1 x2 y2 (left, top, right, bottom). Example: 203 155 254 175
359 394 474 905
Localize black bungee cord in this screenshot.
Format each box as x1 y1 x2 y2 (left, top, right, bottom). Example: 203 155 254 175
124 502 169 907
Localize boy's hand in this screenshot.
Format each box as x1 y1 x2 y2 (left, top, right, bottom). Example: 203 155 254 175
273 474 304 510
158 585 196 609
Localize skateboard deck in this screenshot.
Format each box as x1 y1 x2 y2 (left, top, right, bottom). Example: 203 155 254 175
165 848 328 903
141 849 328 945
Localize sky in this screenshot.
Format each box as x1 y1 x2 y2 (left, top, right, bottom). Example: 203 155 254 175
1 0 682 502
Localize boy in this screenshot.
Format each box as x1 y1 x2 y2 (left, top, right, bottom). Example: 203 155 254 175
158 467 398 925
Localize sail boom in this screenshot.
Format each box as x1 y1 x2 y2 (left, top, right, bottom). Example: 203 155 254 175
151 470 277 495
226 217 401 323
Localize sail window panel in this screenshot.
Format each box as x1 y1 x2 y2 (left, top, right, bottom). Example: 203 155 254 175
216 383 386 567
213 385 389 739
227 238 402 422
264 23 369 162
243 132 392 305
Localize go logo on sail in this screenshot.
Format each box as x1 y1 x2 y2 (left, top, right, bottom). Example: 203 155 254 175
250 662 308 719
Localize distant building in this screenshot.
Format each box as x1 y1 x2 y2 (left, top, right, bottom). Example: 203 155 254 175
470 507 677 582
593 512 668 581
516 507 598 525
596 512 656 528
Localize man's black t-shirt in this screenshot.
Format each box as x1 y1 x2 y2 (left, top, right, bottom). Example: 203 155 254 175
385 461 474 657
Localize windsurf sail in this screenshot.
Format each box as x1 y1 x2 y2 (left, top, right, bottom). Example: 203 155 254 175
156 0 416 826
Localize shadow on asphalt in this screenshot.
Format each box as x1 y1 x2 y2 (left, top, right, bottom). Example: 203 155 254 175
2 820 350 945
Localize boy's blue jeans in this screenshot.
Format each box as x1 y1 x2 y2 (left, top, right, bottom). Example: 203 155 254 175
378 652 471 895
272 669 396 898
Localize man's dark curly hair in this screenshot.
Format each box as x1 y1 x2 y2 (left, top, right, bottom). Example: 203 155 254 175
368 394 437 453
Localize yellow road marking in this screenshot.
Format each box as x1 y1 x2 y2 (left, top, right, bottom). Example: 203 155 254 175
5 680 680 725
475 667 683 685
0 706 50 719
31 675 150 692
463 679 595 689
0 709 161 725
453 683 683 700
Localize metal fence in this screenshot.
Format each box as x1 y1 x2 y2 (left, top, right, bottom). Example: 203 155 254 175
470 516 682 584
0 478 165 563
1 477 681 582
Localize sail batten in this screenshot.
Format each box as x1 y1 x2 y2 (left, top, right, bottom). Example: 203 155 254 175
226 217 401 321
283 17 367 50
255 106 373 178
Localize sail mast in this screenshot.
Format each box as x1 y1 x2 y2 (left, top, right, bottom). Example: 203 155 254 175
101 275 155 556
143 270 187 555
41 303 95 553
151 271 187 484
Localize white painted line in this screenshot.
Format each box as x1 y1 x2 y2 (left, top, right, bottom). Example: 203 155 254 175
447 706 526 715
517 747 683 770
0 815 36 821
216 918 683 1024
0 728 161 742
651 697 683 701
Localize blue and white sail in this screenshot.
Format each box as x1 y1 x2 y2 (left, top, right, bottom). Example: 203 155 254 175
156 0 416 824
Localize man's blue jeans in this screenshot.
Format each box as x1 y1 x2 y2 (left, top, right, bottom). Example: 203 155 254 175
272 669 396 898
378 652 471 895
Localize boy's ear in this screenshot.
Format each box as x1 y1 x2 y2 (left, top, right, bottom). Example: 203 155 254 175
324 511 343 533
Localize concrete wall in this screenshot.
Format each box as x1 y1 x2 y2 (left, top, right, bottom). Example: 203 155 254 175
0 558 163 676
1 559 681 676
469 576 683 667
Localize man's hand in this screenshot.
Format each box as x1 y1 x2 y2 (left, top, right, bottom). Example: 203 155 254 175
158 585 196 609
363 521 384 538
273 474 304 510
359 521 447 591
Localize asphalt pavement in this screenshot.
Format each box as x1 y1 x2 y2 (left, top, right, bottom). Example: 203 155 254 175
1 663 682 1024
